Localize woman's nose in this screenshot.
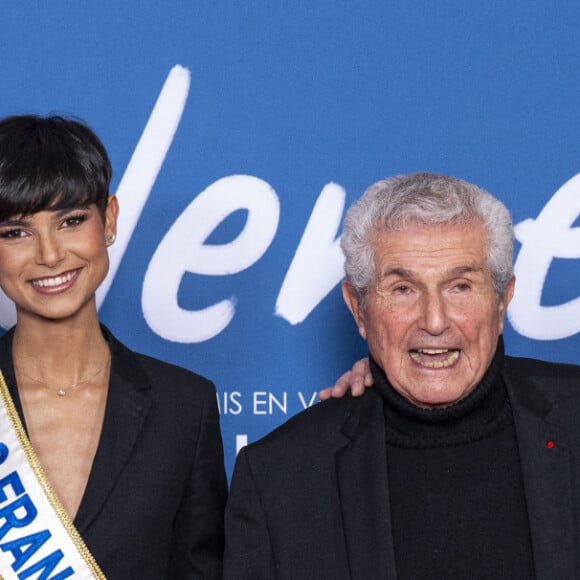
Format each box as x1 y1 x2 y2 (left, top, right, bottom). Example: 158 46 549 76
35 233 65 267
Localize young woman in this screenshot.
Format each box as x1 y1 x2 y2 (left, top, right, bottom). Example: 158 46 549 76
0 115 226 578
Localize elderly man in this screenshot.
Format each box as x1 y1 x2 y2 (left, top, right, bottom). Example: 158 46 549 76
223 173 580 579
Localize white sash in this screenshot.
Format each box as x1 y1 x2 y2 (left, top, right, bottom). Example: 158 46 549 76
0 372 105 579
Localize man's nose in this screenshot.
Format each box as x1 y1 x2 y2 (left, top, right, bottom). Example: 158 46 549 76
417 292 450 335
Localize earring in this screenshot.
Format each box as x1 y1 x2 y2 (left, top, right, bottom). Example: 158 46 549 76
106 234 116 246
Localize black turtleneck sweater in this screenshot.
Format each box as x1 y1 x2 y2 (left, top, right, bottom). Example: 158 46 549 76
372 342 536 579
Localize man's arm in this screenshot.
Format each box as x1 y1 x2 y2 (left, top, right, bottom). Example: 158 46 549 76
318 357 373 400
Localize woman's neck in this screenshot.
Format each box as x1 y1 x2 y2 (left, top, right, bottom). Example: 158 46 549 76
12 309 109 383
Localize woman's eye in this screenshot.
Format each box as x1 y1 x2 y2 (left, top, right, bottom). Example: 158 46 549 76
0 228 25 239
62 214 87 227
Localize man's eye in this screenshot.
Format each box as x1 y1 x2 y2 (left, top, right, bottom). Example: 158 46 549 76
454 282 470 292
394 285 411 295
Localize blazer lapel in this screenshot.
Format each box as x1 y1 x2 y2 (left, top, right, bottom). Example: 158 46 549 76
504 367 574 580
0 327 153 535
336 392 398 580
74 334 153 533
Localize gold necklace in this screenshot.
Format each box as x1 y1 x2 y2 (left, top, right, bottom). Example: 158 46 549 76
16 354 111 397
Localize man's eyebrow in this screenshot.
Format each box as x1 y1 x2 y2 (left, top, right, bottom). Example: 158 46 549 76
381 265 484 278
382 267 413 278
450 265 484 276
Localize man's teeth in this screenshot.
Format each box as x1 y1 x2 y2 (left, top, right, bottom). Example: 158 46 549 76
32 271 76 287
409 348 460 368
417 348 448 354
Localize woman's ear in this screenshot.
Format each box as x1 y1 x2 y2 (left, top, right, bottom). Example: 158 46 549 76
104 195 119 244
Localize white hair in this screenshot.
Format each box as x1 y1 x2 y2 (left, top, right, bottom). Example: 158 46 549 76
341 172 514 307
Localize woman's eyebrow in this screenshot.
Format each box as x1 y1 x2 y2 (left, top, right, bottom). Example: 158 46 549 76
0 216 28 227
52 203 91 216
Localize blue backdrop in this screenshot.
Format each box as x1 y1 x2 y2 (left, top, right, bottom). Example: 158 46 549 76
1 2 579 477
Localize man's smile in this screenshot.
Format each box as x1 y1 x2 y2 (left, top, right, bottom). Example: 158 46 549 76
409 348 460 368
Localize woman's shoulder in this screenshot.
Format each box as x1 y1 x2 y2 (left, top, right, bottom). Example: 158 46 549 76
105 326 217 400
132 349 215 389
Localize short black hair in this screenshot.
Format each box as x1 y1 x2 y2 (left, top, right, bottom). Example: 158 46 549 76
0 114 112 222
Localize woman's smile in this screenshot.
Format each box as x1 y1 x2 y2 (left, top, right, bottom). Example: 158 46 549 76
29 268 81 293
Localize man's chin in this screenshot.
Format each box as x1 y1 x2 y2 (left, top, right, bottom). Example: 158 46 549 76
399 383 472 409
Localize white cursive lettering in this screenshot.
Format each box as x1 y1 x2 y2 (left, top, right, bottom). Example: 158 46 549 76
142 175 279 342
509 173 580 339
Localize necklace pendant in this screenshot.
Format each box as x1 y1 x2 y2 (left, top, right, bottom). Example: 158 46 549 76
57 389 66 397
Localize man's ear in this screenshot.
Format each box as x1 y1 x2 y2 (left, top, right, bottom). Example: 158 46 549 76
498 276 516 333
342 281 367 340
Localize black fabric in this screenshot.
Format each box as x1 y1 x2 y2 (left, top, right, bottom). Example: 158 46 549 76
0 326 227 580
224 346 580 579
372 344 535 579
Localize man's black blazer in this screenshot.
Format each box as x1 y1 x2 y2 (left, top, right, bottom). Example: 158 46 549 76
224 355 580 579
0 326 227 579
